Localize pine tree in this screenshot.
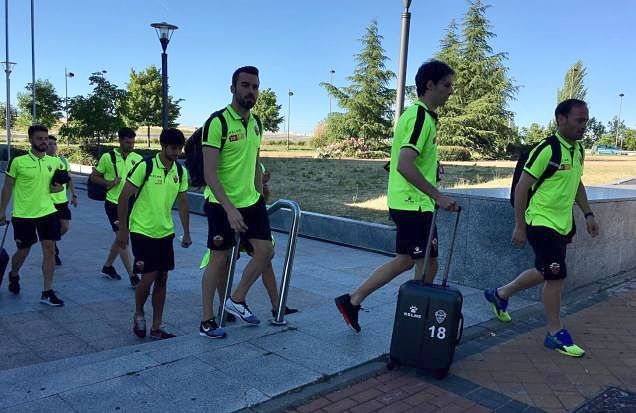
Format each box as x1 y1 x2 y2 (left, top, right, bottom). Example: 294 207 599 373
320 20 395 149
557 60 587 102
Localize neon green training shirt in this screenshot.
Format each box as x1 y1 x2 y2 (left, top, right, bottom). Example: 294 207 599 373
387 101 438 212
5 151 63 218
95 148 143 204
201 105 262 208
51 155 69 205
127 154 189 239
524 132 584 235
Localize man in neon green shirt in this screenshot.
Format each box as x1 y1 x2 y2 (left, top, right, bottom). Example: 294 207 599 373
116 128 192 340
89 127 143 287
46 135 78 265
0 125 65 306
485 99 600 357
335 60 458 332
199 66 272 339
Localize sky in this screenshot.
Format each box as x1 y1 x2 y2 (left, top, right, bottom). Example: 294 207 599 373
2 0 635 134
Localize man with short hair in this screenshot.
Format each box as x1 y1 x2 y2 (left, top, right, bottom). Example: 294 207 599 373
116 128 192 340
46 135 78 265
199 65 272 339
0 125 66 306
89 127 143 287
335 60 458 332
485 99 599 357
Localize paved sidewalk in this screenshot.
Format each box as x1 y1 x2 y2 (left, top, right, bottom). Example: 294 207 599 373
286 279 636 413
0 179 536 412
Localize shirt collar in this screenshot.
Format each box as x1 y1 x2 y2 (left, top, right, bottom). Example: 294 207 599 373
554 132 574 149
226 104 252 123
415 101 439 121
28 149 44 161
154 153 176 173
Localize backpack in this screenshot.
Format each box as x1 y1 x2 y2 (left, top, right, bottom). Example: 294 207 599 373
510 135 584 207
185 109 263 188
87 150 117 201
135 156 184 197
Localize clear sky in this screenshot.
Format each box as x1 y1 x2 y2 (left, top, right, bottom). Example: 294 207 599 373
3 0 634 134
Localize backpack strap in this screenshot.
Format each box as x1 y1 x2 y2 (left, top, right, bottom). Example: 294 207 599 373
530 135 561 196
108 150 118 177
135 157 154 196
578 142 585 166
176 161 183 181
253 114 263 137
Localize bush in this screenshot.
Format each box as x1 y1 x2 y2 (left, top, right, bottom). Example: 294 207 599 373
315 137 389 159
438 146 471 161
63 147 98 166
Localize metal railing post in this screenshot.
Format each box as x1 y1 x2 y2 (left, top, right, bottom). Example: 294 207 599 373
267 199 301 326
218 232 241 327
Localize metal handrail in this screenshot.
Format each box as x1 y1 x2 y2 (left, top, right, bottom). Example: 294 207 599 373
218 199 301 327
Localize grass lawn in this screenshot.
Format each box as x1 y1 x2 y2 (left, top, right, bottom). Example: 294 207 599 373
261 154 636 224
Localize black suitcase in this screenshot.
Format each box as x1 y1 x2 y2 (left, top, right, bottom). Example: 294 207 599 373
0 221 9 287
388 208 464 379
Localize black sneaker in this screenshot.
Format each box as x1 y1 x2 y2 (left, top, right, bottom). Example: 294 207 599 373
199 318 226 339
8 274 20 295
101 265 122 280
129 275 141 288
271 306 299 318
335 294 361 332
40 290 64 307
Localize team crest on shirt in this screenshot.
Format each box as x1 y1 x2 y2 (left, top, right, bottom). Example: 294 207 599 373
229 134 239 142
47 165 52 172
132 160 138 165
173 175 179 183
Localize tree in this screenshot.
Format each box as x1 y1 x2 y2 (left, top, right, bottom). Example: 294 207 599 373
320 20 395 149
519 123 548 144
435 0 517 157
16 79 62 129
125 66 183 146
582 117 606 148
252 88 284 132
60 73 127 145
557 61 587 103
0 102 18 130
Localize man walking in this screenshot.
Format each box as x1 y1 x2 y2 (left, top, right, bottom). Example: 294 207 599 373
485 99 599 357
116 128 191 340
89 127 143 287
335 60 458 332
0 125 65 305
46 135 78 265
199 65 272 339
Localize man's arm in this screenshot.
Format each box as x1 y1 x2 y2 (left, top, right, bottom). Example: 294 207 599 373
512 172 536 246
254 152 263 196
0 176 14 222
575 181 599 237
177 191 191 248
115 182 136 249
203 146 247 231
89 168 119 189
396 148 457 211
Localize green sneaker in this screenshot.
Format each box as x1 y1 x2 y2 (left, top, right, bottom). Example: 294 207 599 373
484 288 511 322
544 329 585 357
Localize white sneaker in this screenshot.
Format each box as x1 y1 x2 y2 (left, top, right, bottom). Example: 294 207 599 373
224 298 260 325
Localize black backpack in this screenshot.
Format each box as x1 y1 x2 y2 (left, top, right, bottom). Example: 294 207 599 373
185 109 262 188
135 156 184 196
87 150 117 201
510 135 584 207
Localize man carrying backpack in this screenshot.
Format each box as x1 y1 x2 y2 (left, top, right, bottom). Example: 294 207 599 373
116 128 191 340
197 66 271 339
484 99 599 357
89 128 143 287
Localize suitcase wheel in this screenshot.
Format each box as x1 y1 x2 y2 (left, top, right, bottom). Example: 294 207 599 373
434 368 449 380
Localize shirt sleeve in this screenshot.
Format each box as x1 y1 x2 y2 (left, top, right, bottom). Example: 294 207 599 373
95 153 110 174
126 161 146 188
523 144 552 180
5 157 18 179
201 117 223 149
179 168 189 193
400 111 433 154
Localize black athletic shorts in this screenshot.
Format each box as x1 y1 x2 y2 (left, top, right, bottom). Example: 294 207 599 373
527 225 568 280
104 199 133 232
55 202 72 221
389 209 438 259
205 196 272 251
12 212 61 249
130 232 175 273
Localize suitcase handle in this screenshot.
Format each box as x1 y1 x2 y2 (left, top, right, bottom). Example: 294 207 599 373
456 313 464 345
422 206 462 288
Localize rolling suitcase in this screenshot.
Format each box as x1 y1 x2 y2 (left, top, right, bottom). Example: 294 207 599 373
0 221 10 287
388 207 464 379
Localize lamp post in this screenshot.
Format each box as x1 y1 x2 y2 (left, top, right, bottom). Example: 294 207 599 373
31 0 36 124
328 68 335 115
151 22 178 130
394 0 412 122
2 60 15 161
64 68 74 122
616 92 625 148
287 90 293 151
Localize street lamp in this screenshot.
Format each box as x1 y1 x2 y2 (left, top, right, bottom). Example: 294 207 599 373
31 0 35 124
394 0 412 122
616 92 625 148
151 21 178 130
64 68 74 122
287 90 294 151
1 60 15 161
328 68 335 115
